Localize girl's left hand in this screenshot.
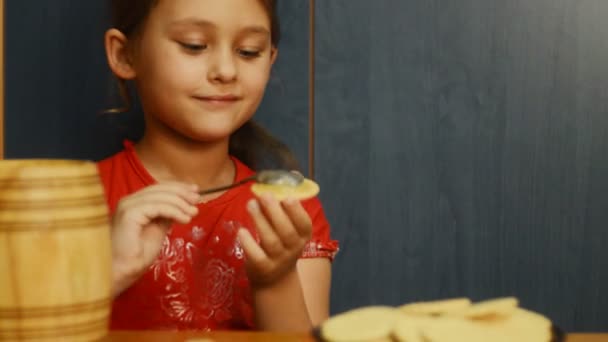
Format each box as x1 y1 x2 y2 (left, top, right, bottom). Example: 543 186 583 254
238 193 312 287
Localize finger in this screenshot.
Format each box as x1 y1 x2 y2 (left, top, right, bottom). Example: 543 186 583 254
258 193 300 248
131 182 201 204
281 198 312 239
237 229 268 265
126 201 197 227
133 187 200 205
247 199 284 257
121 192 199 218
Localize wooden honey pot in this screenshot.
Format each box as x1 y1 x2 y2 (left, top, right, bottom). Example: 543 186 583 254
0 160 111 341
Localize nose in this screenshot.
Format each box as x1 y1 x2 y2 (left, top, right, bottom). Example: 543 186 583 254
208 47 237 83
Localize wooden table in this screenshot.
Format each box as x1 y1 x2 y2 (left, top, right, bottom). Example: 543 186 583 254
105 331 608 341
106 331 315 341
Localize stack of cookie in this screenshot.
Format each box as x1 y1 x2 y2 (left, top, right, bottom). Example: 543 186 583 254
318 297 557 342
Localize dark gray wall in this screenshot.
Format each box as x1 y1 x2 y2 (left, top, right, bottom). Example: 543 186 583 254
315 0 608 332
5 0 608 332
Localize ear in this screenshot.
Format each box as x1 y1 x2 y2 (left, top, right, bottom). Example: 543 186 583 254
105 28 136 80
270 47 278 66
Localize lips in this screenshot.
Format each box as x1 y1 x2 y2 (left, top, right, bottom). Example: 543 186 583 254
195 95 240 102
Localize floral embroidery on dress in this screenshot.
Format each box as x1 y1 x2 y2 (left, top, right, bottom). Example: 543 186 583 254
153 237 198 324
223 221 245 260
160 291 195 324
192 226 205 241
151 237 196 283
301 240 340 260
228 239 244 260
150 224 245 327
198 259 236 322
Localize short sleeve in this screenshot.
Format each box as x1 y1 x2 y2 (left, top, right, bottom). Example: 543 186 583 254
300 197 340 261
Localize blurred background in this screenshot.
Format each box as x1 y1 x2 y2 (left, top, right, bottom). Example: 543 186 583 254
4 0 608 331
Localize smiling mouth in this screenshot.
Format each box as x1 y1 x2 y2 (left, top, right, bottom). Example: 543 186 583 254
195 95 241 102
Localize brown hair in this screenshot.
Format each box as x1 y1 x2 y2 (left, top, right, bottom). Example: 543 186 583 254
109 0 299 171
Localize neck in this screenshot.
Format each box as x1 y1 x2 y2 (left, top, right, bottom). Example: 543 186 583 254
135 130 235 190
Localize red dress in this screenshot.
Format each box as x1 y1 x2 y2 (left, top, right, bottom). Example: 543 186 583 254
97 141 339 330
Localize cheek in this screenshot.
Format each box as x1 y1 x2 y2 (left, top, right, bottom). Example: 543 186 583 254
141 47 204 90
241 65 272 95
161 56 205 89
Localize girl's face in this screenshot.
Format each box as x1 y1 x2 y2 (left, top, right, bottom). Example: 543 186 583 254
128 0 276 143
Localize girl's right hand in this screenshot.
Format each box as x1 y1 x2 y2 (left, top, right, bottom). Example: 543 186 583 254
110 182 200 296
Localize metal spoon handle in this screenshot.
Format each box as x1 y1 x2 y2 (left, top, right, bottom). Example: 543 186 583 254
198 175 257 196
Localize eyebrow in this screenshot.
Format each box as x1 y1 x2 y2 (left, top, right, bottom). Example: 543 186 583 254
169 18 270 36
169 18 215 29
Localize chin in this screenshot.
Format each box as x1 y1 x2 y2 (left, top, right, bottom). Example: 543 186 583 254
185 129 235 143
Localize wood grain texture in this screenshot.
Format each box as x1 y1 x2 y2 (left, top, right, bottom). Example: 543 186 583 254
105 331 315 342
315 0 608 331
0 160 111 342
102 331 608 342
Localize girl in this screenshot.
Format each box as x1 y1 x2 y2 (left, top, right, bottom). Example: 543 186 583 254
98 0 339 332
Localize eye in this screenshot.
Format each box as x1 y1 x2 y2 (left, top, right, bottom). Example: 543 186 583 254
238 49 262 58
179 42 207 52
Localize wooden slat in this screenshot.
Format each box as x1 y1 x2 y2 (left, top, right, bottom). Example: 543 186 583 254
105 331 315 342
102 331 608 342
